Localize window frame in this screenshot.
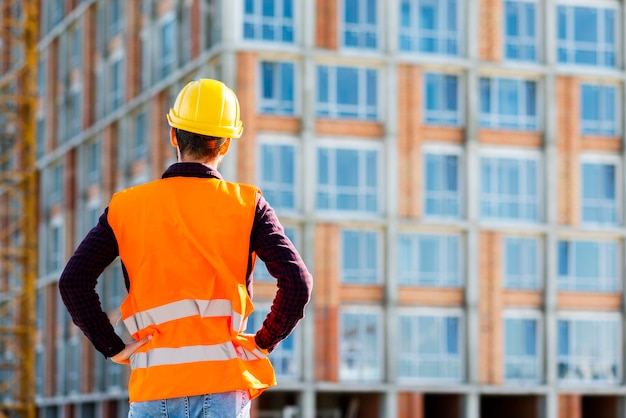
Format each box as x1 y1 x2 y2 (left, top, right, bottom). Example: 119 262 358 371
398 0 462 56
479 148 542 223
503 0 539 62
397 231 463 288
557 311 622 385
242 0 296 44
339 0 380 50
340 228 383 285
502 235 542 290
580 154 621 226
557 237 620 293
316 64 379 121
315 138 383 217
158 14 176 81
556 1 619 68
257 135 300 213
502 309 543 383
580 82 621 136
338 306 384 382
422 143 463 219
257 60 298 116
479 76 540 131
396 307 464 383
423 72 463 126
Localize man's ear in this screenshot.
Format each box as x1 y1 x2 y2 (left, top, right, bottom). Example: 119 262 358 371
169 127 178 147
219 138 231 156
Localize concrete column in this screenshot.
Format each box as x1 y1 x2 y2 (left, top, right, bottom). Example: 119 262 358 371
543 1 558 418
465 1 480 417
299 1 317 416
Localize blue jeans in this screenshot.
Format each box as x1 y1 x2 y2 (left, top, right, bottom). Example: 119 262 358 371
128 391 251 418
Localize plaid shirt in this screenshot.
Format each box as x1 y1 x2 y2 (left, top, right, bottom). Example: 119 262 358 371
59 162 312 357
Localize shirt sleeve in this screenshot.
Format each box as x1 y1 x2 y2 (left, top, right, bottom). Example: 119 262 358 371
58 208 126 358
250 194 312 352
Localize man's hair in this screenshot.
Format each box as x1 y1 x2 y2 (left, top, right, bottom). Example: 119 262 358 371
175 129 227 160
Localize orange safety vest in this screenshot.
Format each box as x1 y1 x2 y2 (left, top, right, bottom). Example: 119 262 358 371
107 176 276 403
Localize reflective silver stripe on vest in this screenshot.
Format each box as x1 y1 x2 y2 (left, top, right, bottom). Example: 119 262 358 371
123 299 245 335
129 342 267 369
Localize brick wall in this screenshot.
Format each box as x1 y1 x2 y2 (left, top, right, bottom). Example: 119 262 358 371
556 76 580 226
236 52 258 185
479 231 503 385
479 0 502 62
316 0 337 50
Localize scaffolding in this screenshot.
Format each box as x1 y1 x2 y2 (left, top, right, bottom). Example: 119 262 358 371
0 0 38 417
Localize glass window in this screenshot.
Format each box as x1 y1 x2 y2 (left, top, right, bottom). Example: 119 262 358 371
204 0 221 48
504 316 540 381
397 311 462 381
259 61 296 115
558 317 620 383
582 161 618 224
133 112 147 161
581 84 618 136
479 77 538 130
424 152 460 217
341 229 380 284
246 307 299 380
399 0 459 55
316 66 378 120
69 89 81 137
254 226 297 281
503 236 540 289
316 146 379 214
557 5 616 67
480 156 539 222
259 143 296 210
111 57 124 110
558 239 618 292
108 0 122 37
86 141 101 185
504 1 537 61
50 164 63 206
342 0 377 49
243 0 294 43
398 233 461 287
339 309 382 381
160 18 175 80
71 25 82 69
424 73 460 125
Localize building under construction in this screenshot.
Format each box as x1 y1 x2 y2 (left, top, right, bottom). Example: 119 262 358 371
2 0 626 417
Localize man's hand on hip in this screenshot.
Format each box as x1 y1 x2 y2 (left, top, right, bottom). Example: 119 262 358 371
111 335 152 365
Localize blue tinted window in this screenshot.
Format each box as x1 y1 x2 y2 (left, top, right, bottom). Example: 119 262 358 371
342 230 379 284
504 317 539 381
342 0 377 49
399 0 459 55
398 233 461 286
504 1 537 61
558 239 618 292
557 5 615 67
424 153 460 217
316 66 378 120
580 84 618 136
316 147 379 214
259 61 296 115
479 77 538 130
243 0 294 43
424 73 460 125
259 143 296 210
504 236 539 289
480 156 539 221
581 162 617 224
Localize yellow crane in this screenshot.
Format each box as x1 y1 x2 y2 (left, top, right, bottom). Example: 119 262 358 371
0 0 38 417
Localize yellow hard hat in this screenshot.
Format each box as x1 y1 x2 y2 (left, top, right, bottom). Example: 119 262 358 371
166 79 244 138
